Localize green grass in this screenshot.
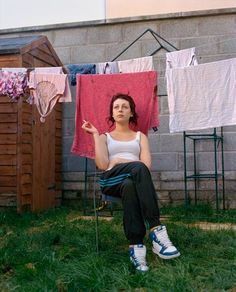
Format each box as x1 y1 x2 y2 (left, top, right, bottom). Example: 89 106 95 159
0 205 236 291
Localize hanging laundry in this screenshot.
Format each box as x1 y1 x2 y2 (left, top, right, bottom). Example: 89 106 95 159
165 47 198 72
0 70 28 101
66 64 96 86
34 67 71 103
71 71 159 158
118 56 154 73
96 61 119 74
2 68 27 73
165 47 198 118
29 72 68 123
168 57 236 133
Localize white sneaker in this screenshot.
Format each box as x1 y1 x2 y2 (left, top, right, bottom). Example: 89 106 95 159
150 225 180 259
129 244 149 272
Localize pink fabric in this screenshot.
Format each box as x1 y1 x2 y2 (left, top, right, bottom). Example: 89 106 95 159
29 72 67 122
34 67 72 102
71 71 159 158
0 70 28 101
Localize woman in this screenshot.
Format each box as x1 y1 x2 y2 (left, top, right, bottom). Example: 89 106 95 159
82 93 180 272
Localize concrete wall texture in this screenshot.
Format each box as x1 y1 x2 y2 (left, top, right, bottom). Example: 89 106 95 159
1 8 236 208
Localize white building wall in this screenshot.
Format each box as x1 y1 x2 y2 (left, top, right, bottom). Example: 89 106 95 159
1 0 236 30
0 0 106 29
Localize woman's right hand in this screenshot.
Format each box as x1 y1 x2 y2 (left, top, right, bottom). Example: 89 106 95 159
82 121 109 170
81 120 99 135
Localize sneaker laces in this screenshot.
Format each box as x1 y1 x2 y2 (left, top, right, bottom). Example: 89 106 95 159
154 227 173 247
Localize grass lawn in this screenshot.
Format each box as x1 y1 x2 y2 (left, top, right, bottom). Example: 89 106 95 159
0 204 236 291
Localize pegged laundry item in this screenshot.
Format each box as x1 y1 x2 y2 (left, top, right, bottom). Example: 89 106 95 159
118 56 154 73
66 63 96 85
0 70 28 101
34 67 71 103
29 72 67 122
96 61 119 74
167 57 236 132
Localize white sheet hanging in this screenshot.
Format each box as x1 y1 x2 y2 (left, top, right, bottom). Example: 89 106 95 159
166 48 198 116
168 57 236 133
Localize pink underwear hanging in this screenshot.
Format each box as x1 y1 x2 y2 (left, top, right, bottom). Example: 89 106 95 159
29 72 67 122
34 67 71 103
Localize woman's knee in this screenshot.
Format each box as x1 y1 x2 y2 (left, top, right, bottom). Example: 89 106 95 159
121 178 135 192
121 178 137 200
131 161 150 175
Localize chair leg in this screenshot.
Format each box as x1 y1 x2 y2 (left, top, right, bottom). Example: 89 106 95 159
93 190 99 253
94 208 99 253
110 202 114 216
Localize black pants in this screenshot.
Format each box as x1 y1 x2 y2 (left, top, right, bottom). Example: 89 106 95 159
99 161 160 244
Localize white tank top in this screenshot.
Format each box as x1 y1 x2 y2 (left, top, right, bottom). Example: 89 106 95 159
106 131 141 161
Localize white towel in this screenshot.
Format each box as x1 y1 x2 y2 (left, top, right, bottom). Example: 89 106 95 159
96 61 119 74
118 56 154 73
166 47 198 73
168 58 236 133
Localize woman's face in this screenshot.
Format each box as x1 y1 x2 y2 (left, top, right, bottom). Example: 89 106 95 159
112 98 133 123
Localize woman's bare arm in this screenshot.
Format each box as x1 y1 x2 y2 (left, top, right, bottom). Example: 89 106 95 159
139 133 152 169
81 121 109 170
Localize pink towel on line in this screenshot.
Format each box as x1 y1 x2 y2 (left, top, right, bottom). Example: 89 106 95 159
71 71 159 158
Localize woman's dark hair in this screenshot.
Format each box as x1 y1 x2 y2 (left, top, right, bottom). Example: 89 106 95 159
108 93 138 126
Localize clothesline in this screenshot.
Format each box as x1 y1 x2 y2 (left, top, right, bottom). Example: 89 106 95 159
0 36 235 72
0 57 155 102
0 56 153 73
0 56 155 87
0 68 72 123
0 59 158 126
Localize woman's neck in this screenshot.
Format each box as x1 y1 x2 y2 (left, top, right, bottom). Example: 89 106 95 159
114 123 131 133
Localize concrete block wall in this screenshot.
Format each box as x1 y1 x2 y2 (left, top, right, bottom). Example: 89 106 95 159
1 8 236 207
